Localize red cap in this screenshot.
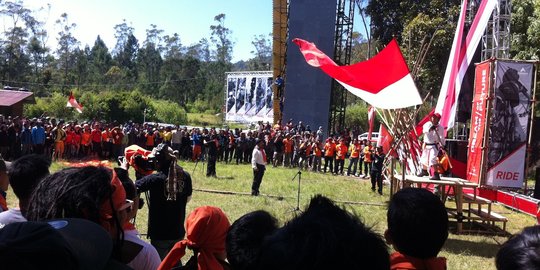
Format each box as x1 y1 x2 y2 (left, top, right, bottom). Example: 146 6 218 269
433 113 441 119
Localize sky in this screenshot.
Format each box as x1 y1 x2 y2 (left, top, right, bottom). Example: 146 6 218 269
22 0 273 62
21 0 368 62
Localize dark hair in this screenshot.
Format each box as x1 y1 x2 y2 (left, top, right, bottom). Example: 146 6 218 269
26 166 113 224
387 188 448 258
496 225 540 270
8 154 50 205
114 168 136 200
226 210 279 270
256 195 389 270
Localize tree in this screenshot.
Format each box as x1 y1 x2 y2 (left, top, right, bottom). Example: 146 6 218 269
55 13 80 93
87 35 113 88
0 0 34 85
511 0 540 59
210 13 234 63
113 20 139 84
247 33 272 70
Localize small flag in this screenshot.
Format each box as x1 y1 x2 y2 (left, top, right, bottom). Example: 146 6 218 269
66 92 83 113
293 38 422 109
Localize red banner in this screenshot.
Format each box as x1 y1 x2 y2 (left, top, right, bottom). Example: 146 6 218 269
466 61 491 184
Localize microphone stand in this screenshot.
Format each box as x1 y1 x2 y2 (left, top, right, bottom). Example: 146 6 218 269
291 168 302 212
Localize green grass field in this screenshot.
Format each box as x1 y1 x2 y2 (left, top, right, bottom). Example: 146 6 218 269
11 160 537 270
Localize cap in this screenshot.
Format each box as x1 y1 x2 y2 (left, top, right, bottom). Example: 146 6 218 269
0 218 113 270
433 113 442 119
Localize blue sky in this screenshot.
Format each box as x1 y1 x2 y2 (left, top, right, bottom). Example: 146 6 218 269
23 0 368 62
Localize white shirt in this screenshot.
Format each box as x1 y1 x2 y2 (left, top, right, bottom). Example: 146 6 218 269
251 145 267 169
422 122 445 145
124 229 161 270
171 130 182 144
0 208 26 229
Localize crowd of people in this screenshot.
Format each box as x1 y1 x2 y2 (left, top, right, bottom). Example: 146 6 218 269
0 115 388 194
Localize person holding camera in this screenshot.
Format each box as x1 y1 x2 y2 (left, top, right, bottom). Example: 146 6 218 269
133 143 193 259
418 113 445 180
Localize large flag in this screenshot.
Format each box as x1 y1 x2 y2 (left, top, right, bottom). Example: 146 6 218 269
435 0 498 130
293 38 422 109
66 92 83 113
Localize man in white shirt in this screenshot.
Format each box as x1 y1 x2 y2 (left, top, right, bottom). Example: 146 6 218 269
0 154 50 228
251 139 267 196
419 113 445 180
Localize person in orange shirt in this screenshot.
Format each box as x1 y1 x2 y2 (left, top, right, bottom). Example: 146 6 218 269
362 142 373 179
347 138 362 176
283 133 294 168
145 128 156 150
323 138 336 173
81 124 92 157
298 138 312 170
91 124 102 158
334 138 348 175
72 125 82 159
101 126 112 159
435 150 451 176
311 141 322 172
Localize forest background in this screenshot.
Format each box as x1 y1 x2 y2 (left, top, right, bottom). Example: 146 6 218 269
1 0 539 130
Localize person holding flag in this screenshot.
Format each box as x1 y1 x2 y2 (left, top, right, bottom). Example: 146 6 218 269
251 138 267 196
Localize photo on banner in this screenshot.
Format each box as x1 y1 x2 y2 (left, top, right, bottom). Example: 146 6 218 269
225 71 273 123
485 61 534 188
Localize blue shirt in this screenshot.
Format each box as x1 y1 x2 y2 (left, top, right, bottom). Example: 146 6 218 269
31 126 46 144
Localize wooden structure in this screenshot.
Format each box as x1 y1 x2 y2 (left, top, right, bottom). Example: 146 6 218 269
0 89 35 117
391 171 509 234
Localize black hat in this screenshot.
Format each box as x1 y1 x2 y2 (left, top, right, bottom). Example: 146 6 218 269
0 218 113 270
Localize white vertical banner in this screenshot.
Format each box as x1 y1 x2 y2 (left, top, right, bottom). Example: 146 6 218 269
225 71 273 123
485 61 534 188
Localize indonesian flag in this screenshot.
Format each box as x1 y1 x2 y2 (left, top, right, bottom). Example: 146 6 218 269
66 92 83 113
367 106 375 140
293 38 422 109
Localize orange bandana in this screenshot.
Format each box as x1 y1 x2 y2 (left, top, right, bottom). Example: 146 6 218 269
100 169 128 220
158 206 231 270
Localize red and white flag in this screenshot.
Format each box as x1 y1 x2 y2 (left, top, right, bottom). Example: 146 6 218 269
66 92 83 113
367 106 375 140
293 38 422 109
435 0 497 130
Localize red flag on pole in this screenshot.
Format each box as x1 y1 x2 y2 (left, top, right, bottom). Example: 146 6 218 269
293 38 422 109
66 92 83 113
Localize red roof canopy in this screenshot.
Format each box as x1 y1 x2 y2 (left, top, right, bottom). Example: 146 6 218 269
0 90 35 106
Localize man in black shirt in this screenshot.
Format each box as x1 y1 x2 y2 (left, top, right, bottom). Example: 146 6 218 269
135 144 193 259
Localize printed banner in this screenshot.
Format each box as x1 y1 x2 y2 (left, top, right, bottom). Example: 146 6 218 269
225 71 273 123
486 61 534 188
466 61 491 184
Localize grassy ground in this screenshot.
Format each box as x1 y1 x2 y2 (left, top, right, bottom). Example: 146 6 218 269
11 160 537 270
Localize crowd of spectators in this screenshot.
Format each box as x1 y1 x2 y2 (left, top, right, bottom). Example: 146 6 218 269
0 115 377 176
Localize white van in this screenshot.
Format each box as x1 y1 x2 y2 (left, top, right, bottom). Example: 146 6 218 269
358 132 379 144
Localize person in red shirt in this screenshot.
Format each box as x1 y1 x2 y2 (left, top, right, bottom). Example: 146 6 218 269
72 125 82 159
111 127 124 159
323 138 336 173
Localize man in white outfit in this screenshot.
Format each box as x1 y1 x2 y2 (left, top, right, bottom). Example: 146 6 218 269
418 113 445 180
251 139 267 196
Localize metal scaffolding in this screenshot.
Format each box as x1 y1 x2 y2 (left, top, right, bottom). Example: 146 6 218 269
481 0 511 60
272 0 289 124
328 0 355 134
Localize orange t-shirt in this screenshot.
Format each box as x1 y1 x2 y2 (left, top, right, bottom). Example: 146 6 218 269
82 132 91 146
284 138 294 153
363 145 372 162
324 142 336 157
336 143 348 160
313 144 322 157
146 133 155 147
349 143 361 158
